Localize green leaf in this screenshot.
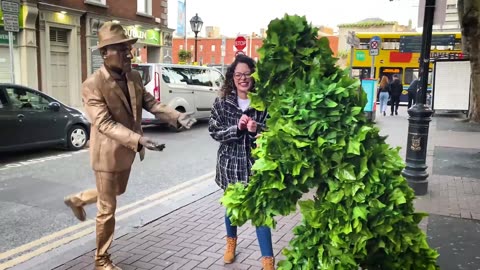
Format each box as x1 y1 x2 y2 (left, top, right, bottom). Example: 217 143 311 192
347 139 361 155
334 164 357 181
353 206 369 221
326 190 344 203
251 158 278 171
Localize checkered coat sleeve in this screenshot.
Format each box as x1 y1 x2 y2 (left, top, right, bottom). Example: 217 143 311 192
208 95 268 190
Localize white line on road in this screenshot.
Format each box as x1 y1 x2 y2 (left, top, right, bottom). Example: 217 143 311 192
0 150 88 171
0 171 216 269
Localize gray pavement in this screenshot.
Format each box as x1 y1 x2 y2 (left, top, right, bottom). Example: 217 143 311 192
6 106 480 270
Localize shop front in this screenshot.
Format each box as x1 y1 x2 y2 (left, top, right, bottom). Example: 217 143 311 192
0 29 18 83
38 5 82 107
0 3 37 86
86 17 165 76
124 25 162 64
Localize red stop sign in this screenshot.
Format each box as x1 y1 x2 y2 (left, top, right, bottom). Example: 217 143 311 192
235 36 247 51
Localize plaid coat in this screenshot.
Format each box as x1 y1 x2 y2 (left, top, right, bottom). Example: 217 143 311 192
208 93 268 190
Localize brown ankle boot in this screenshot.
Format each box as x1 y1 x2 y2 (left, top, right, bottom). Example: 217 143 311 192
223 236 237 264
262 256 275 270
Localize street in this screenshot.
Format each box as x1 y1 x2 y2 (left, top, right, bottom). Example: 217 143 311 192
0 120 218 254
2 107 480 270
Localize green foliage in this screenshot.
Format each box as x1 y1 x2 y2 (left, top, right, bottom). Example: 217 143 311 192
178 49 192 63
221 14 439 269
338 21 397 28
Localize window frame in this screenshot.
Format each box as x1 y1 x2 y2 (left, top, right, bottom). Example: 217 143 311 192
84 0 107 7
137 0 152 16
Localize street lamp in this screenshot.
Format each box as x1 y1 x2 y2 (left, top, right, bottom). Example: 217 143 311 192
401 0 436 195
190 13 203 64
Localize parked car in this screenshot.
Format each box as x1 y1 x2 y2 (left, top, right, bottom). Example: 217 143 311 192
0 83 90 152
132 63 224 126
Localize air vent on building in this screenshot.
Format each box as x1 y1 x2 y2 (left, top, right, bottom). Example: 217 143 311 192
50 28 68 44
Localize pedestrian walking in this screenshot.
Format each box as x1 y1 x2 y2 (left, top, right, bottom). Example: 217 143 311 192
63 22 196 270
208 55 274 269
377 75 390 116
389 74 403 115
407 77 419 109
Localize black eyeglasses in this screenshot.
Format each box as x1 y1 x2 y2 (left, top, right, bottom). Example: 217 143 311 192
233 72 252 79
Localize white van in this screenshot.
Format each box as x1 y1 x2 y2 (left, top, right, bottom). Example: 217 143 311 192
132 63 224 125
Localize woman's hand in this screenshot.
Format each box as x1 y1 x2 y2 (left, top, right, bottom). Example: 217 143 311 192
238 114 250 130
247 119 257 133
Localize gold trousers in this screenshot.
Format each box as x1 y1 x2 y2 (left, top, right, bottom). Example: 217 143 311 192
69 169 131 262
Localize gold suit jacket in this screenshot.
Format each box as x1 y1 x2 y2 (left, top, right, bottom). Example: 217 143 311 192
82 65 180 172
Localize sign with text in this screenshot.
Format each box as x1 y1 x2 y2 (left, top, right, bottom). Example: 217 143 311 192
1 0 19 13
399 34 456 53
369 36 381 56
1 0 20 32
0 29 16 44
3 13 18 32
124 26 161 46
234 36 247 51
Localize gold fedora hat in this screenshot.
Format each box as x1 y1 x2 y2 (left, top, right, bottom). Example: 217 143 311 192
97 21 138 49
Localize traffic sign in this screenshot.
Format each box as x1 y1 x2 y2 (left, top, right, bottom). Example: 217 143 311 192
234 36 247 51
369 36 381 56
3 13 19 32
1 0 19 13
346 31 360 48
1 0 20 33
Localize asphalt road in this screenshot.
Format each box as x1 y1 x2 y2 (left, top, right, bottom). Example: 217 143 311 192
0 120 218 253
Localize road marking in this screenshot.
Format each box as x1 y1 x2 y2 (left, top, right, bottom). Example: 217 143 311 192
0 150 88 171
0 171 216 269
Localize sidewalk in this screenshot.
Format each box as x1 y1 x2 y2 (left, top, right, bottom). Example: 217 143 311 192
45 108 480 269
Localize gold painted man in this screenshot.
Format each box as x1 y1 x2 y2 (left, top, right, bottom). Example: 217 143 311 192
63 22 195 270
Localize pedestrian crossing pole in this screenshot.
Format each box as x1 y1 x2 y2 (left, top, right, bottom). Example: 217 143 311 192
402 0 436 195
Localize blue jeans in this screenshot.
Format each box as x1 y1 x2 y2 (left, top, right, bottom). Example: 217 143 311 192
225 211 273 257
379 92 389 113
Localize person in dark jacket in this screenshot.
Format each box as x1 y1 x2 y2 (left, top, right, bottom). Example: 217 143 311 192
389 74 403 115
208 55 274 269
407 77 419 108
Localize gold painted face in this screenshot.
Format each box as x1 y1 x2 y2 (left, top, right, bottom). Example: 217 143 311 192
103 43 134 73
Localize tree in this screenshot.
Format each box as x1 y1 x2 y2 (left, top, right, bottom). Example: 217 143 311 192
458 0 480 122
178 49 192 64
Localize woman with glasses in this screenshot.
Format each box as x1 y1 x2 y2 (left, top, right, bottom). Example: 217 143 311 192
208 55 274 269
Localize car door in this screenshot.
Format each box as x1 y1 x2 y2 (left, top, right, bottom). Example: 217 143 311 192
4 86 66 145
162 66 195 113
0 86 23 150
189 68 215 119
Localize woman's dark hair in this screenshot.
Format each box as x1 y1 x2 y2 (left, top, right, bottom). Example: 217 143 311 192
220 54 256 98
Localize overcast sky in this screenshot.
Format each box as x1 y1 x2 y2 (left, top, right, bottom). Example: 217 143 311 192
167 0 420 37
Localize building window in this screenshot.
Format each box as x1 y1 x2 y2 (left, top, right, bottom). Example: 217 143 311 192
255 45 259 50
199 45 203 52
85 0 106 6
190 45 194 51
211 56 215 63
211 45 215 52
179 45 183 50
447 4 457 9
137 0 152 15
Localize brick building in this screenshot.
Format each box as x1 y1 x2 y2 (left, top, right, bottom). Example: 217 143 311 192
0 0 173 107
172 33 339 66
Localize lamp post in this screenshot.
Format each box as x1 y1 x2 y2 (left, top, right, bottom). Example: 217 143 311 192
190 13 203 64
401 0 436 195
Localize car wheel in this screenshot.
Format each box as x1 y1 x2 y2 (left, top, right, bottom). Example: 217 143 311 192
67 125 87 150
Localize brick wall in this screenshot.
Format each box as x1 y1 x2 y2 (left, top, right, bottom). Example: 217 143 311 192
173 36 339 64
40 0 167 27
